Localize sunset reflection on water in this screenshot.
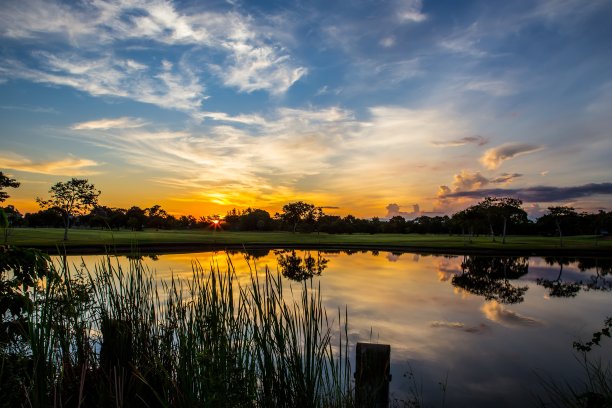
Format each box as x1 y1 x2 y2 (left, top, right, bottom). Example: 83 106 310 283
65 250 612 407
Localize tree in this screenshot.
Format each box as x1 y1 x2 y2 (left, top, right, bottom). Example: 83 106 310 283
546 206 578 247
280 201 317 233
126 206 147 231
37 178 101 241
146 204 168 230
0 171 20 202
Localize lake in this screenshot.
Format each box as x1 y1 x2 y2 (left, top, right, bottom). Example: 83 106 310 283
64 249 612 407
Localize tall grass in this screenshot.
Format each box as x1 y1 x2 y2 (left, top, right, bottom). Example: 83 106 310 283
1 255 352 407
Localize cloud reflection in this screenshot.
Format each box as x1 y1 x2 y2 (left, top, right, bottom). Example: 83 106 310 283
481 301 542 328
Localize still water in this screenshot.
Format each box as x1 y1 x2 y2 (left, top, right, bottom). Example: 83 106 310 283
66 249 611 407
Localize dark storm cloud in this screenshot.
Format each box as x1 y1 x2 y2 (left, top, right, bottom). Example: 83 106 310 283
439 182 612 202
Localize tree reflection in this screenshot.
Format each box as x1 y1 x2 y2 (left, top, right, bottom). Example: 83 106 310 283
275 250 329 281
537 257 611 297
451 256 529 304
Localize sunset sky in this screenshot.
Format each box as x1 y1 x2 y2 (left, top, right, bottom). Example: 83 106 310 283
1 0 611 218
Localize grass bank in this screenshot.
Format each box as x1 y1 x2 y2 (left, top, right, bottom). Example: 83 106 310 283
4 228 612 256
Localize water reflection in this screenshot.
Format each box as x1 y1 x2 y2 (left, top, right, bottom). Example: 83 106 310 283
452 256 529 304
275 250 329 281
536 257 612 298
55 250 612 407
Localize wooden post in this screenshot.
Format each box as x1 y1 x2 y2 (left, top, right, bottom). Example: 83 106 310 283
355 342 391 408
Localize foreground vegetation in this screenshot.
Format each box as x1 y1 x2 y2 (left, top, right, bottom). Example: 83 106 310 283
0 247 352 407
1 244 610 407
3 228 611 254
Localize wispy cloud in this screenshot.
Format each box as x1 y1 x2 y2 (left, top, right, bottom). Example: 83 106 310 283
2 53 206 116
67 105 469 211
0 105 58 114
71 117 147 130
480 143 543 170
439 22 487 57
463 80 516 96
0 0 306 114
490 173 522 184
431 135 489 147
0 153 100 175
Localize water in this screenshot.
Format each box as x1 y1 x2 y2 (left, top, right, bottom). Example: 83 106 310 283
64 249 612 407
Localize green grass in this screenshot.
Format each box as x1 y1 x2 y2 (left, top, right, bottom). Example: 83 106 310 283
4 228 612 254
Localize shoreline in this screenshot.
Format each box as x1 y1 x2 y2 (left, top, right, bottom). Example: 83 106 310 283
22 242 612 257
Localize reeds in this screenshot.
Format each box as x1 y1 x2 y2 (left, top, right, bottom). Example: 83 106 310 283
1 255 352 407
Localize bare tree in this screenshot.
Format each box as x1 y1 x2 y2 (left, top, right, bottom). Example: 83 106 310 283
37 178 101 241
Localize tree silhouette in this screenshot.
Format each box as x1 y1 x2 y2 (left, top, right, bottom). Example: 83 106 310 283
546 206 578 247
536 257 581 298
0 171 20 203
279 201 318 233
536 257 612 297
37 178 100 241
276 250 329 281
451 256 529 304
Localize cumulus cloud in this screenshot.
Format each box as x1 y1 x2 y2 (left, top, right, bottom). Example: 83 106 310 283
0 153 100 175
431 135 489 147
438 183 612 202
480 143 543 170
386 203 421 219
437 171 523 206
481 301 542 328
451 170 490 192
71 117 147 130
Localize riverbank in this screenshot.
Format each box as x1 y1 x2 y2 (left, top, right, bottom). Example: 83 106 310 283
4 228 611 256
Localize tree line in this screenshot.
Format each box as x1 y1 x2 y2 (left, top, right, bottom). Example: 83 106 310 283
1 173 611 240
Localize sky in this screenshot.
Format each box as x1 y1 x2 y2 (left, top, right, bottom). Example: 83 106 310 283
1 0 611 219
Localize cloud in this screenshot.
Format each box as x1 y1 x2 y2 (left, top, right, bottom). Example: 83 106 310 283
200 111 266 126
0 0 306 113
490 173 523 184
65 105 471 211
438 182 612 202
431 135 489 147
2 53 206 116
480 143 543 170
215 41 307 95
386 203 421 219
451 170 490 192
430 320 491 334
396 0 427 23
439 22 487 57
463 80 515 96
0 153 100 175
0 105 58 114
481 301 542 328
71 117 147 130
436 171 523 207
380 36 396 48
